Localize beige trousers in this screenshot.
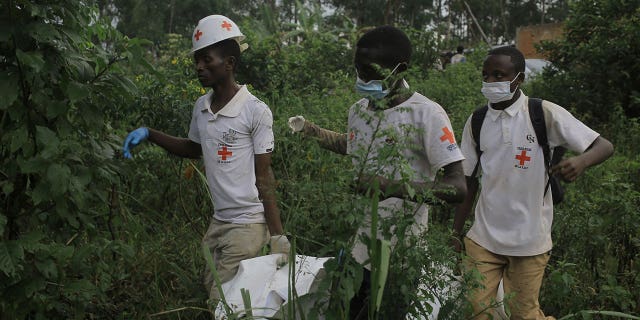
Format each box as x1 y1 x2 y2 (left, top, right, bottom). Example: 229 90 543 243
202 218 269 300
463 237 554 320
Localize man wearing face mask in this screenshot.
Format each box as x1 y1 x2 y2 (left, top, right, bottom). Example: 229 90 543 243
288 26 467 318
452 46 613 319
121 15 290 302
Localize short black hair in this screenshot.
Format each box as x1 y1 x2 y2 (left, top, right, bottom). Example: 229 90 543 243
488 46 525 73
356 25 412 68
457 45 464 53
199 39 241 70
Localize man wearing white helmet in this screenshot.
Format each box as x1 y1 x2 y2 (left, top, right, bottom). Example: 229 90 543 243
122 15 290 301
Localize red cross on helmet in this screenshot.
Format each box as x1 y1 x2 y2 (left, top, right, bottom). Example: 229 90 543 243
191 15 247 53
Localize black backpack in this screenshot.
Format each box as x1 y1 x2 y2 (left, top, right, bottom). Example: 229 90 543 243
470 98 566 204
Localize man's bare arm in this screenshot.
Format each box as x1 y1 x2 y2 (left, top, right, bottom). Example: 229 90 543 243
255 153 284 235
147 128 202 159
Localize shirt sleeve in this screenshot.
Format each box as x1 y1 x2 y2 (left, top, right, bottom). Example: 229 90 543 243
543 101 599 153
421 107 465 172
460 115 479 177
252 104 275 154
188 104 201 144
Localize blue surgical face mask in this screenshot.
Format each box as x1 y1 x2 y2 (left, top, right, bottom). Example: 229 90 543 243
355 63 402 100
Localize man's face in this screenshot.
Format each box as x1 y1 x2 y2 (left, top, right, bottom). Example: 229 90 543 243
482 54 522 92
354 47 392 82
194 47 228 87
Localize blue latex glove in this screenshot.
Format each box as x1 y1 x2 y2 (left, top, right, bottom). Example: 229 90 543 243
123 127 149 159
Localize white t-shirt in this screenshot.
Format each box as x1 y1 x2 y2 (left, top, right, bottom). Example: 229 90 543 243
188 85 274 224
347 92 465 265
460 92 599 256
451 53 466 64
347 92 464 183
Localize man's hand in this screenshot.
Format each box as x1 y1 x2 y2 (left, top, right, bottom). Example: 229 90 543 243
450 235 463 254
123 127 149 159
287 116 306 133
551 156 588 182
270 235 291 269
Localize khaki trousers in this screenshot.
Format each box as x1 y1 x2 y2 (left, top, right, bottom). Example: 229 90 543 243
202 218 269 300
463 237 554 320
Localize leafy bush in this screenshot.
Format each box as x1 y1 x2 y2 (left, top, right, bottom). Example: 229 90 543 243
538 0 640 121
0 1 151 317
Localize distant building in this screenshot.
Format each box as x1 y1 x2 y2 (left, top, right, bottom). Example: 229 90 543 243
516 22 563 59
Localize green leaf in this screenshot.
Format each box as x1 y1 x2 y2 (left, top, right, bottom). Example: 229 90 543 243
0 181 12 197
0 72 19 110
10 125 29 153
51 244 74 262
46 163 71 196
0 241 24 277
45 100 68 119
35 258 58 279
35 126 60 159
23 276 47 298
405 183 416 199
16 49 45 73
17 156 48 174
35 126 58 147
66 81 90 102
28 21 61 44
21 231 44 253
30 181 51 205
371 239 391 313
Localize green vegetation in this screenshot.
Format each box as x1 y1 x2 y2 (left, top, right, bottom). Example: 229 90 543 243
1 0 639 318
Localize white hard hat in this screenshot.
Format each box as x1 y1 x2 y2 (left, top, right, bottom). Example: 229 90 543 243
191 15 248 53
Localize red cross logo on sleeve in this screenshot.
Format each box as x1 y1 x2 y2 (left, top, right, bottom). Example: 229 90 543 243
194 29 203 41
221 21 232 31
218 146 233 160
439 127 455 144
515 150 531 166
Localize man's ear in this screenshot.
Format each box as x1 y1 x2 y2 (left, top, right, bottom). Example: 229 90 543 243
224 56 236 71
517 71 525 84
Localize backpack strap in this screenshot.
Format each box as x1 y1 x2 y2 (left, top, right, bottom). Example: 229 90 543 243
528 98 554 197
528 98 550 166
470 105 488 178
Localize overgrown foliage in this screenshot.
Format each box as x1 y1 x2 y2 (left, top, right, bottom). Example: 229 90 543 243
1 0 639 319
0 0 152 317
537 0 640 120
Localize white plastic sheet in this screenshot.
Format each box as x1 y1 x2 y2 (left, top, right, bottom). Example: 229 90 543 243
214 255 506 319
214 254 329 319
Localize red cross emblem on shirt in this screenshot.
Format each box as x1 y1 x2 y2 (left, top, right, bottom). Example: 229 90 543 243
515 150 531 166
439 127 455 144
194 29 203 41
218 146 233 160
221 21 232 31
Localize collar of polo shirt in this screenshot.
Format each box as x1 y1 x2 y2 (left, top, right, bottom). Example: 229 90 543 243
487 90 525 121
200 85 250 117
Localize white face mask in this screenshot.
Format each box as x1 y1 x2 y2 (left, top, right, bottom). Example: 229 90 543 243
481 72 521 103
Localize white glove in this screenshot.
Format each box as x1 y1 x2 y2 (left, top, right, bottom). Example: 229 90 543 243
287 116 305 133
270 235 291 269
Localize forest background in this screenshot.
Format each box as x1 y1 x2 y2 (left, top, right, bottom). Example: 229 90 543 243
1 0 639 318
